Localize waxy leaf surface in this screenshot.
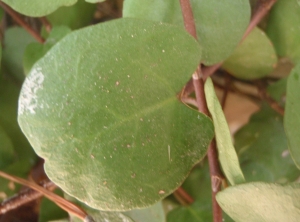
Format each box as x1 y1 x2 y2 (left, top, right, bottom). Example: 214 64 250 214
204 78 244 185
2 0 77 17
267 0 300 63
222 27 277 80
235 105 299 183
284 64 300 169
123 0 250 65
18 18 214 211
217 182 300 222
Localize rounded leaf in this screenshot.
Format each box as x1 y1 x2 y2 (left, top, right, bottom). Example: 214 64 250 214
123 0 250 65
266 0 300 63
222 27 277 80
216 182 300 222
18 18 214 211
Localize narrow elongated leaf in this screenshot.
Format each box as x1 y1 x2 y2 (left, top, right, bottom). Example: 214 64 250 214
204 78 244 185
123 0 250 65
235 105 299 183
266 0 300 63
216 182 300 222
284 64 300 169
222 27 277 80
18 18 214 211
2 0 77 17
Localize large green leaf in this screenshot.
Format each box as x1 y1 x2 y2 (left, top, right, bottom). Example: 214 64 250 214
123 0 250 65
216 182 300 222
2 0 77 17
2 27 36 82
46 0 96 30
204 77 245 185
266 0 300 64
222 27 277 80
23 26 72 75
235 105 299 183
18 18 214 211
284 64 300 169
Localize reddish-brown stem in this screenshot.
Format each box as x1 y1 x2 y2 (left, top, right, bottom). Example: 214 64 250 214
256 81 284 115
0 171 92 221
242 0 277 41
175 187 194 205
39 17 52 33
179 0 197 39
179 1 224 221
207 140 224 222
0 180 56 215
221 75 231 109
0 2 45 43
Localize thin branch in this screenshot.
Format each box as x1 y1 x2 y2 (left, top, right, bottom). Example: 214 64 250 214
256 80 285 115
39 17 52 33
220 75 231 109
0 180 56 215
0 171 94 222
174 187 194 205
179 1 224 221
0 2 45 43
242 0 277 41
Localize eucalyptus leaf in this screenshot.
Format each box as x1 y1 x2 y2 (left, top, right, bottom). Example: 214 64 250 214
204 77 244 185
266 0 300 63
216 182 300 222
123 0 250 65
85 0 105 3
18 18 214 211
267 77 287 104
2 0 77 17
235 105 299 183
284 64 300 169
222 27 277 80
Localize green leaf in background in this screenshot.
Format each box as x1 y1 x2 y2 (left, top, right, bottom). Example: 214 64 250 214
267 77 287 105
2 0 77 17
38 189 69 222
23 26 72 75
46 0 96 30
0 74 36 163
18 18 214 211
124 202 165 222
266 0 300 64
222 27 277 80
204 77 245 185
284 64 300 169
216 182 300 222
123 0 250 65
0 125 14 169
2 27 36 82
167 161 233 222
65 195 134 222
85 0 105 3
235 105 299 183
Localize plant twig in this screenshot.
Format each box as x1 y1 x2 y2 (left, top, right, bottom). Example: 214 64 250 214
179 1 224 221
221 75 231 109
256 80 284 115
0 171 94 222
0 2 45 43
39 17 52 33
174 187 194 205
